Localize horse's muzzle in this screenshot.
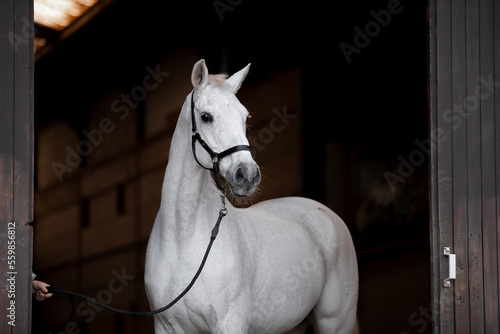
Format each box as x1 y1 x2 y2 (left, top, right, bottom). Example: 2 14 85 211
228 162 261 197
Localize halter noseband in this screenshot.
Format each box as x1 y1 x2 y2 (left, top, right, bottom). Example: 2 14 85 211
191 90 252 192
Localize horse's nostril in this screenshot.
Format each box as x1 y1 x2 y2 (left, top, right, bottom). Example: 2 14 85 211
235 167 246 184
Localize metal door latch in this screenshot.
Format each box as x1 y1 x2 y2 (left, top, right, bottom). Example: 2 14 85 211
443 247 456 288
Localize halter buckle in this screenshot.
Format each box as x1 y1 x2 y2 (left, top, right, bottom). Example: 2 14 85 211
219 192 227 216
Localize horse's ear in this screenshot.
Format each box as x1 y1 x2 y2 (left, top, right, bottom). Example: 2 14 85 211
191 59 209 89
226 63 250 93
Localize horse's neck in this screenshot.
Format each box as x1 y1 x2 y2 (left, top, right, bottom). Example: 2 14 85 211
158 103 221 245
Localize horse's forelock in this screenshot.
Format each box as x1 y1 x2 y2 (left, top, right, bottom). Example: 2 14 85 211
208 74 229 88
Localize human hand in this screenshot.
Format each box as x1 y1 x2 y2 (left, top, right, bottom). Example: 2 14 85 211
32 280 53 302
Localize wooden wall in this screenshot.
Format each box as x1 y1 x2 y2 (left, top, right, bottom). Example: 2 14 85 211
429 0 500 332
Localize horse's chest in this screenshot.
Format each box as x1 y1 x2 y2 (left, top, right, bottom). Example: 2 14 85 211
151 242 244 306
150 252 245 332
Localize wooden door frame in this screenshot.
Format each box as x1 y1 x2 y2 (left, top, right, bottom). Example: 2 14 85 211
0 0 34 333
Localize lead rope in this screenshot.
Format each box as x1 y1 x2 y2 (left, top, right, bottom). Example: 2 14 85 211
39 192 228 329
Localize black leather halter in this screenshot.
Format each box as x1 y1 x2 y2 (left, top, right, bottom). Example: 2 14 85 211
190 90 252 191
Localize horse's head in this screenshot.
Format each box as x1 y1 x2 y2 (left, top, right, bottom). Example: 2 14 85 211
190 59 261 197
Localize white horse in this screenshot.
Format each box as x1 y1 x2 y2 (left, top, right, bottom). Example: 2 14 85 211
145 60 358 334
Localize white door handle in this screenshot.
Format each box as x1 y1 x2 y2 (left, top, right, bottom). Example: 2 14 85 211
443 247 456 288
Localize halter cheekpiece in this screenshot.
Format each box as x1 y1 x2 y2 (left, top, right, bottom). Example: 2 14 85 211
190 90 252 191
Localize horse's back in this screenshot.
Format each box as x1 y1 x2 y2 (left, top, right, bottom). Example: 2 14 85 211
246 196 354 259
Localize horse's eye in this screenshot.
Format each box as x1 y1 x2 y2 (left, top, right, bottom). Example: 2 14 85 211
200 112 213 123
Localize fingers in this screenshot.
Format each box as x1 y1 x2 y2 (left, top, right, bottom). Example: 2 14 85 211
35 290 53 302
33 281 53 301
33 280 50 293
39 282 50 293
